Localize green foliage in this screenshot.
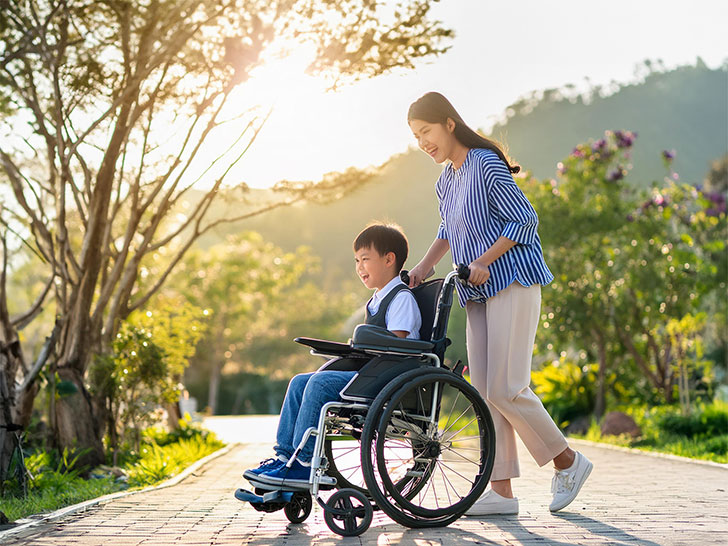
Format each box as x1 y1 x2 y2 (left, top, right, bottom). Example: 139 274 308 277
528 130 727 407
0 473 119 523
126 435 222 488
656 401 728 438
0 421 222 522
531 358 598 428
90 301 208 452
163 231 358 414
578 401 728 463
127 421 223 488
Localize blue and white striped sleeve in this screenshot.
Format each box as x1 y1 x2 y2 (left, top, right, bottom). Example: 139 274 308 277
482 156 538 245
435 178 448 240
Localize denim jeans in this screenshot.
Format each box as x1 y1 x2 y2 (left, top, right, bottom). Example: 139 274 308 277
274 370 357 464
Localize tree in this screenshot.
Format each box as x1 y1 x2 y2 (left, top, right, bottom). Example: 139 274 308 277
0 0 452 468
531 132 726 414
166 232 313 414
90 300 206 462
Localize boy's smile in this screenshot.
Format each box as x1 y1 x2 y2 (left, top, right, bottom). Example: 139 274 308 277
355 246 398 291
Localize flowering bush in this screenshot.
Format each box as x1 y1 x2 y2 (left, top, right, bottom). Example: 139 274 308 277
523 130 726 412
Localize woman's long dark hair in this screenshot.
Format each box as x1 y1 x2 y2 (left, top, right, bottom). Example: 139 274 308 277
408 91 520 174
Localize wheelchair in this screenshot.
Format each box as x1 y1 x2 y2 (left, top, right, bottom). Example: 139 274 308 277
235 265 496 536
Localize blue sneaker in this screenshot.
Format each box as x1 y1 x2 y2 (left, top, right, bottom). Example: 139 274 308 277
252 459 311 487
243 457 286 481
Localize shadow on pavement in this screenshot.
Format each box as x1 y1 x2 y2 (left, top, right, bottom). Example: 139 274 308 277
244 523 504 545
551 512 662 546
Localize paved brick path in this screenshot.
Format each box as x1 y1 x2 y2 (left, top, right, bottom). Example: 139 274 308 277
2 416 726 545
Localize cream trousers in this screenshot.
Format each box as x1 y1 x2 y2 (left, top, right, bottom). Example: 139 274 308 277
466 282 567 481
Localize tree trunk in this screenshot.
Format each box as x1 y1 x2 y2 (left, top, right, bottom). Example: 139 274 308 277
0 336 23 488
591 328 608 419
14 382 39 430
53 366 105 469
166 402 180 431
208 362 222 415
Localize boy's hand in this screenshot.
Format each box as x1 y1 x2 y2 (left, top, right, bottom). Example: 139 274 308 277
468 261 491 286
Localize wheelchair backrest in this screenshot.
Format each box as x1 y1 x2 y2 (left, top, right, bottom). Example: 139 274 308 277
411 279 445 342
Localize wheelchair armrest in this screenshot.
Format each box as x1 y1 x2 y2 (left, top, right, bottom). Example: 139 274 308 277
350 324 434 354
294 337 367 357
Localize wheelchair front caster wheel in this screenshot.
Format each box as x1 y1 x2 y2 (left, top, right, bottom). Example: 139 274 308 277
284 491 312 523
323 488 373 537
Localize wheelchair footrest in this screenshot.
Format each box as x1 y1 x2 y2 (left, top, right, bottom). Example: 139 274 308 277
235 487 295 505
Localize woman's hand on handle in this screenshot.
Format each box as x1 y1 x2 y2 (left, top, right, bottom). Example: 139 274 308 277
468 260 491 286
407 262 432 288
408 238 450 287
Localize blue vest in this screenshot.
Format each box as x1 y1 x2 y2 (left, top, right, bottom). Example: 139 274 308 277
364 284 411 329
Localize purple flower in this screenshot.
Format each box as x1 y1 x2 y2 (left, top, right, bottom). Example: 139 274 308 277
704 191 726 216
607 167 625 182
706 203 726 217
626 213 635 222
571 147 584 158
591 139 607 153
614 130 635 148
662 149 676 161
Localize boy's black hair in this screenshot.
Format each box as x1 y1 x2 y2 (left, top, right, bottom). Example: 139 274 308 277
353 223 409 272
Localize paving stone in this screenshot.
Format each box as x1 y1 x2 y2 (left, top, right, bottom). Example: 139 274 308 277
3 417 727 545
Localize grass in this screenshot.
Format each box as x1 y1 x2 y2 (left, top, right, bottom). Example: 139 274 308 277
571 400 728 464
0 420 224 523
0 475 122 523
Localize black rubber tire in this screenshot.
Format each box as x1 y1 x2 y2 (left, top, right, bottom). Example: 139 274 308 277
323 488 374 537
361 368 495 528
284 491 312 523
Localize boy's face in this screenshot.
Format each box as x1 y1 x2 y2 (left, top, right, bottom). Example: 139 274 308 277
355 246 397 291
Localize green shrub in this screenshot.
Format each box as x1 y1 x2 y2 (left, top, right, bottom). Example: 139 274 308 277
657 401 728 438
531 358 597 428
127 431 223 487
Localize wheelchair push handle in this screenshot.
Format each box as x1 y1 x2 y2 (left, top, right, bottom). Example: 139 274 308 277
401 264 470 285
456 263 470 281
399 267 435 286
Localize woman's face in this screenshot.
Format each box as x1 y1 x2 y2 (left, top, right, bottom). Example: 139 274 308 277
409 118 457 164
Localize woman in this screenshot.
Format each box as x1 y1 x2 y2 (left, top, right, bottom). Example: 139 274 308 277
406 91 592 515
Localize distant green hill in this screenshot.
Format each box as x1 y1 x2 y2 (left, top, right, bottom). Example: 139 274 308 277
491 60 728 185
196 61 728 282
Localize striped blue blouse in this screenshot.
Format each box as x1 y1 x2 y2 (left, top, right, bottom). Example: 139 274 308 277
435 148 554 307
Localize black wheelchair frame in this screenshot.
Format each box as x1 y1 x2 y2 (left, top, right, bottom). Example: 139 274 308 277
235 266 496 536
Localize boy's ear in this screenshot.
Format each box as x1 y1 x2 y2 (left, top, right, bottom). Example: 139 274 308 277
385 251 397 267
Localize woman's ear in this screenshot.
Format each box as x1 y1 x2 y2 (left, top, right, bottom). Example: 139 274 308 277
446 117 456 133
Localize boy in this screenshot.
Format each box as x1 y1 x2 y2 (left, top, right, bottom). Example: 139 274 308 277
243 223 422 487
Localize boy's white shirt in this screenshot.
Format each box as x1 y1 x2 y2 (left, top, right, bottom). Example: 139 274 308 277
367 276 422 339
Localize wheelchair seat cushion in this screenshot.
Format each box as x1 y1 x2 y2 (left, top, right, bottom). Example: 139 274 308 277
351 324 434 353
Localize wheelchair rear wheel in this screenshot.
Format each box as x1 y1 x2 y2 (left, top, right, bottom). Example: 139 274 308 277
324 432 433 500
361 368 495 528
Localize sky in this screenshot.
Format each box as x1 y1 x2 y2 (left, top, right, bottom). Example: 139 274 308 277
204 0 728 188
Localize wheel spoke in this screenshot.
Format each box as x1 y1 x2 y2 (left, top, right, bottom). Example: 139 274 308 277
437 460 476 485
442 445 482 466
436 462 454 506
440 388 463 433
439 404 474 437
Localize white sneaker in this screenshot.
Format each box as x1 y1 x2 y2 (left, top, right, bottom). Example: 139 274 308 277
465 489 519 516
549 451 593 512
